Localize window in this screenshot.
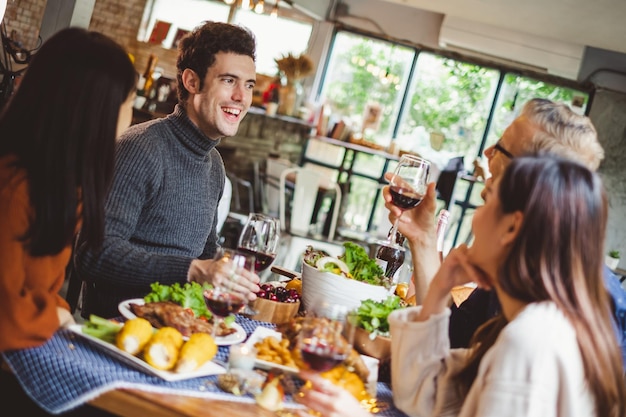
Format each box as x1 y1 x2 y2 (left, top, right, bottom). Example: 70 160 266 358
138 0 231 48
138 0 313 76
483 73 590 151
318 32 414 145
319 29 592 243
233 9 313 76
396 52 499 171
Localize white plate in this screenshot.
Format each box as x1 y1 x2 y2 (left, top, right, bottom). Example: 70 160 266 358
67 324 226 381
243 326 299 373
118 298 246 346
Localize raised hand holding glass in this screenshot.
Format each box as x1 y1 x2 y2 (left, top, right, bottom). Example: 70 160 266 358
384 155 430 248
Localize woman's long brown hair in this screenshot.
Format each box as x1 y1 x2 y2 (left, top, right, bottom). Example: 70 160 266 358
456 155 626 417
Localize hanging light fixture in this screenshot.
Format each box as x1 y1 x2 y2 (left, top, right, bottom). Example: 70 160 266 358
254 0 265 14
224 0 275 15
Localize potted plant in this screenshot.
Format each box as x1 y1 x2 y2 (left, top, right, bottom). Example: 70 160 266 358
606 250 620 270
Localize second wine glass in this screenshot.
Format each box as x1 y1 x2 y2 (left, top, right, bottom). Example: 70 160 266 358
297 302 355 373
203 249 254 338
237 213 280 274
383 154 430 248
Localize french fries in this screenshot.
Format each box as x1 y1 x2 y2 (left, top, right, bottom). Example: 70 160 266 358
254 336 297 369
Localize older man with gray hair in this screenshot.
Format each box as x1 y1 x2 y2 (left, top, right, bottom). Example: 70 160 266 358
383 98 626 361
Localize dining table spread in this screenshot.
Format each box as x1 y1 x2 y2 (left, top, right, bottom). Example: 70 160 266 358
2 314 409 416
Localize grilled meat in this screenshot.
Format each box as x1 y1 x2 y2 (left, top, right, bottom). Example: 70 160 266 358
129 301 236 338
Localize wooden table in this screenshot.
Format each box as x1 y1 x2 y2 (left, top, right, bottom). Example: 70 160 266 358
91 388 287 417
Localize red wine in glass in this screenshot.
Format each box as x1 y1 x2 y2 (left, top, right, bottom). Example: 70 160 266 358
204 292 245 317
237 213 280 274
380 155 431 249
389 185 424 210
300 338 348 372
203 288 245 338
236 247 276 273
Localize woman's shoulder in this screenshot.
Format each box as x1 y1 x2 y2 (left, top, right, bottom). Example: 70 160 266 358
488 302 580 368
502 302 574 343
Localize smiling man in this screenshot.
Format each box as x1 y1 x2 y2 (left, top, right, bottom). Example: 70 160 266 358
75 22 261 319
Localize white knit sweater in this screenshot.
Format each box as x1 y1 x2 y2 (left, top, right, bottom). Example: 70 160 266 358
389 301 595 417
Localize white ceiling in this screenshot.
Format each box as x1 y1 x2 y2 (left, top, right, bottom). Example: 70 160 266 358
378 0 626 55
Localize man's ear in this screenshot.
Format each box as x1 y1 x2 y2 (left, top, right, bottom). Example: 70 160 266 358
501 211 523 246
181 68 200 94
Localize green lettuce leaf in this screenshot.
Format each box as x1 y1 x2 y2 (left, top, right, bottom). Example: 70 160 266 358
340 242 385 286
144 281 213 320
353 296 404 338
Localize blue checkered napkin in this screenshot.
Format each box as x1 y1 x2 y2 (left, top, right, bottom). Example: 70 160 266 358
2 316 407 417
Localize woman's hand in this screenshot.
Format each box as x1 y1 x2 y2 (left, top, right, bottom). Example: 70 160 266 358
295 371 371 417
382 173 438 245
383 173 440 303
418 244 491 321
187 258 260 301
57 306 75 328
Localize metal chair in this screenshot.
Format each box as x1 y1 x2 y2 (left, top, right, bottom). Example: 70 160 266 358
435 156 465 211
277 166 344 272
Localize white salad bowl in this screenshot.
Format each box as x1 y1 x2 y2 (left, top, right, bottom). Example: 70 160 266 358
300 262 393 312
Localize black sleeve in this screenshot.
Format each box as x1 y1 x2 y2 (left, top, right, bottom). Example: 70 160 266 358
449 288 500 348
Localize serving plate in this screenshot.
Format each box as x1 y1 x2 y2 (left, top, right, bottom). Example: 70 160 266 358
243 326 299 373
118 298 246 346
68 324 226 381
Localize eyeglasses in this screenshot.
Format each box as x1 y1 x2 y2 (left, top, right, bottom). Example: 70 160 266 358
493 140 514 159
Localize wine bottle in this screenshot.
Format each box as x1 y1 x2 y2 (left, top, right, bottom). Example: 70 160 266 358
140 54 158 98
375 228 406 281
436 209 450 262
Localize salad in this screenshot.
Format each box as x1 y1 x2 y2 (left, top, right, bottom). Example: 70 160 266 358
144 281 212 319
353 295 406 339
144 281 236 326
303 242 389 288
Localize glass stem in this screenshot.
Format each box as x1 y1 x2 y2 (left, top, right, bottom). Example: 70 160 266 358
212 317 219 340
389 214 402 246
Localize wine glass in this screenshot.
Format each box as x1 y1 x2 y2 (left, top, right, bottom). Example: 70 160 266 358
203 249 254 338
382 154 430 249
297 302 355 373
237 213 280 274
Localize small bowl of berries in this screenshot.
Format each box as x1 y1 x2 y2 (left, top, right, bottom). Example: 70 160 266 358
248 280 302 324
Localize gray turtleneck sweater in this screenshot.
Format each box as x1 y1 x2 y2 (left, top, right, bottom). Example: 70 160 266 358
76 105 225 317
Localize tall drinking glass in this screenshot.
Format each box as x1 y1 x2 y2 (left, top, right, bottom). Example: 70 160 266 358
297 302 355 373
382 154 430 249
203 249 254 338
237 213 280 273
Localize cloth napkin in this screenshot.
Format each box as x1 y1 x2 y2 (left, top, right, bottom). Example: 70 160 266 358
2 316 406 416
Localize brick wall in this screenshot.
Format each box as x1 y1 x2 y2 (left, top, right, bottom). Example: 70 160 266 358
3 0 47 50
3 0 178 78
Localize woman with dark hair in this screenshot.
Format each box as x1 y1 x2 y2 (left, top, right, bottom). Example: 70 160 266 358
0 27 136 352
296 154 626 417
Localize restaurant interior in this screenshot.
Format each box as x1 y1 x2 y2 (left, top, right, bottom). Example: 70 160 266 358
3 0 626 268
2 0 626 416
